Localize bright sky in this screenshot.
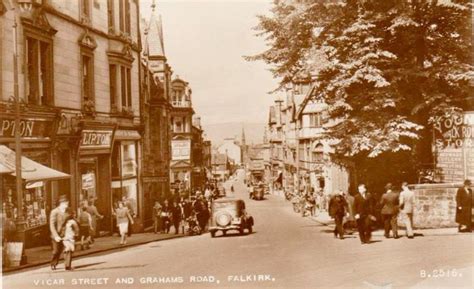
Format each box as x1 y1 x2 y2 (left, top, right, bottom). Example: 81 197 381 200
140 0 279 126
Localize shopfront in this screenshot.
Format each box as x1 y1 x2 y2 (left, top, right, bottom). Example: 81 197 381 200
0 145 70 249
78 127 114 235
0 112 66 249
111 129 142 231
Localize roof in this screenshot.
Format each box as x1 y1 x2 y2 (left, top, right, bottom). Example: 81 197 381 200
146 5 165 58
0 145 70 183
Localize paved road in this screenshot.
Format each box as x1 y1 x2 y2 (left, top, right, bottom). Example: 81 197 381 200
4 169 473 289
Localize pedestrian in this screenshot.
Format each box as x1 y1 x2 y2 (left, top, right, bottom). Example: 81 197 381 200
153 201 162 234
171 200 182 234
114 201 134 245
354 184 376 244
49 195 69 270
160 200 172 234
380 183 399 239
399 182 415 239
78 206 92 250
328 190 348 239
456 179 472 233
61 208 79 271
86 199 103 243
343 192 356 232
194 195 208 231
122 196 135 237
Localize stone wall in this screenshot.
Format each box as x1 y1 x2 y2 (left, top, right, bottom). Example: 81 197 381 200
407 183 461 229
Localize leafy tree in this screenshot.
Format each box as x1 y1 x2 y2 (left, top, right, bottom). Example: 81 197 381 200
249 0 472 188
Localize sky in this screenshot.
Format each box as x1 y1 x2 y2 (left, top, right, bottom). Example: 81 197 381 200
140 0 279 127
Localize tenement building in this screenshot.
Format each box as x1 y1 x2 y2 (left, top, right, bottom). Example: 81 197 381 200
1 0 144 246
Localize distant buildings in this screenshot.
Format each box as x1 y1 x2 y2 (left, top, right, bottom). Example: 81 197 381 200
217 138 242 165
266 74 349 197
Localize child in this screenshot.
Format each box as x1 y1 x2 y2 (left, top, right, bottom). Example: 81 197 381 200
62 208 79 270
78 206 92 250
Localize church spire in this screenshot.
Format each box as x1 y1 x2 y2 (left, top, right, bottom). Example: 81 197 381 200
241 124 246 146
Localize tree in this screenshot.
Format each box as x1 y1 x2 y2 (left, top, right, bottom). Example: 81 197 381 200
249 0 472 187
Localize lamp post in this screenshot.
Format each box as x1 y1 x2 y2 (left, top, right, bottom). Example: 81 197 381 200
11 0 33 265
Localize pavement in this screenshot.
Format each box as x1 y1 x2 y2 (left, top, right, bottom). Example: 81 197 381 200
3 169 473 289
3 229 185 273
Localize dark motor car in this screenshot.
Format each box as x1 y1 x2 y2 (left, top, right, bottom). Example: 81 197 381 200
209 198 254 237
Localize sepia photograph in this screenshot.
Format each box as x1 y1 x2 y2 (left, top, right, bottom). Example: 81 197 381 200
0 0 473 288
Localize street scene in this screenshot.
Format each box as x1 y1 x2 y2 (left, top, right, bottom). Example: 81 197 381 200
3 170 473 289
1 0 473 289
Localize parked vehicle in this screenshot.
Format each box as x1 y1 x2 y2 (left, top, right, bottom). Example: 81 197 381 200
209 198 254 237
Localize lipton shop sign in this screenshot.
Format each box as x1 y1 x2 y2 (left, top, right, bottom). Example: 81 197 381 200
80 130 113 150
0 117 54 140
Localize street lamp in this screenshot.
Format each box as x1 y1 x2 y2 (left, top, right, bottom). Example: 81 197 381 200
10 0 33 264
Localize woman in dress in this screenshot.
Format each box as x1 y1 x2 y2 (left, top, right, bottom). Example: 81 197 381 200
62 208 79 270
114 201 134 245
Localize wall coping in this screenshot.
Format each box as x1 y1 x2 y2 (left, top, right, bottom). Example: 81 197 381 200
411 183 463 190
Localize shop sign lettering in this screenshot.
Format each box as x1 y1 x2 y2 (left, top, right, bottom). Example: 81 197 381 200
434 112 474 149
80 130 113 149
0 118 53 139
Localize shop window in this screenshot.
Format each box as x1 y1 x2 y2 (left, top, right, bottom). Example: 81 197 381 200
121 142 137 178
26 37 53 106
111 142 138 216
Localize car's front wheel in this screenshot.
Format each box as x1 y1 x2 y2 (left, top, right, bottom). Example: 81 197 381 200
210 231 216 238
248 225 253 234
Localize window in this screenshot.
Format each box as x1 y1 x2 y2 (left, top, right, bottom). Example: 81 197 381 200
81 54 94 105
112 142 139 215
175 120 183 133
310 113 322 128
120 66 132 109
26 37 53 105
119 0 131 34
109 64 117 110
107 0 114 31
80 0 91 19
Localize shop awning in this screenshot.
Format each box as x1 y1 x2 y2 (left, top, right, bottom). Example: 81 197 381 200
0 145 70 183
0 163 14 174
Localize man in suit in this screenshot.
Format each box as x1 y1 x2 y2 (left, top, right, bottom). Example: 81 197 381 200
456 179 472 232
380 183 399 239
399 182 415 238
354 184 376 244
49 195 69 270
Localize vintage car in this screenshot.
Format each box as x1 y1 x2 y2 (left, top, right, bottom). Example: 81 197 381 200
250 184 265 200
209 198 254 237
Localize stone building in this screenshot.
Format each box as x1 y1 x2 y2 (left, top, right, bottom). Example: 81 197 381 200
140 2 172 227
169 76 194 193
1 0 143 245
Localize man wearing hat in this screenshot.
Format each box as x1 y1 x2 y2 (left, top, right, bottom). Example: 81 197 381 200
456 180 472 232
49 195 69 270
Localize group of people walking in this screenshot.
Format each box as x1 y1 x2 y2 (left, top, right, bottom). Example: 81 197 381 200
152 193 211 235
328 179 473 244
49 196 103 270
328 182 417 244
